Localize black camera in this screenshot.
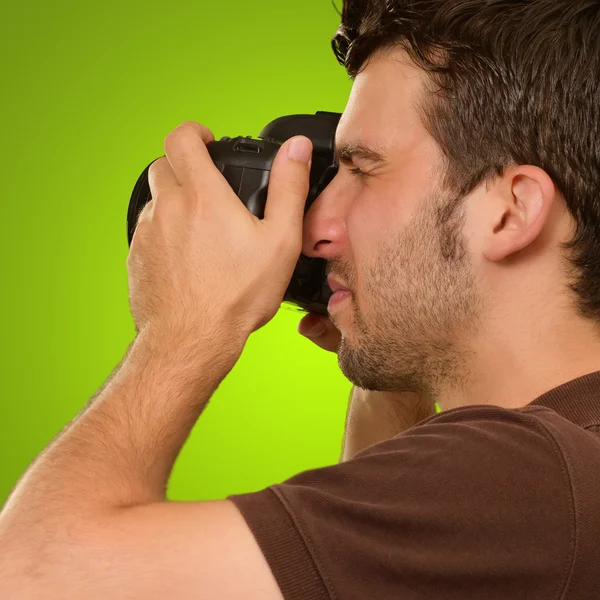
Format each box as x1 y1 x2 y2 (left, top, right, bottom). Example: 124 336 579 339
126 111 342 316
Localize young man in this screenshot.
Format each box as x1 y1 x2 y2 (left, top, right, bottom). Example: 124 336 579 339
2 1 599 598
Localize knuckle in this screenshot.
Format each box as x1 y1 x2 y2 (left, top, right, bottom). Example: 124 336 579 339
148 157 166 181
134 214 151 237
164 124 191 151
164 130 180 153
187 121 214 142
150 155 168 171
166 121 213 146
140 199 154 220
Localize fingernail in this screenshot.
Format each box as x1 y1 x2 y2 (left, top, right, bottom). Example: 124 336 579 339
288 137 312 164
305 322 327 337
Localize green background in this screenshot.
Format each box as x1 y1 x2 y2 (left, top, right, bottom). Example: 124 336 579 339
0 0 440 505
0 0 354 505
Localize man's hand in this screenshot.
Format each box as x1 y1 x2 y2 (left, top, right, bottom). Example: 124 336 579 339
127 121 313 342
0 121 315 600
298 312 342 352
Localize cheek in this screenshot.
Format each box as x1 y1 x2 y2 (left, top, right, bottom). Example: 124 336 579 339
346 192 399 297
346 189 403 253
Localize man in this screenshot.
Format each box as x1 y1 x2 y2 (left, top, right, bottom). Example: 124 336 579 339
1 0 599 598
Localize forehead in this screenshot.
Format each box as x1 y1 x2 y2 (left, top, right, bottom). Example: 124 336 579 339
335 48 430 157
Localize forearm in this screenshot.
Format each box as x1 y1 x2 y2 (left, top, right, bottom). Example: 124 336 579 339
0 325 244 535
340 386 436 462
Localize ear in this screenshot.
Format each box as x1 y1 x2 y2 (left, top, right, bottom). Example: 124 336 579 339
483 166 556 262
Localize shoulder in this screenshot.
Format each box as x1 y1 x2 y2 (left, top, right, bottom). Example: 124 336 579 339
353 403 563 470
269 403 572 535
230 403 575 599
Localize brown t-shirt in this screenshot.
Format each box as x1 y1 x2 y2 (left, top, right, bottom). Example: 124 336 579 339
228 371 600 600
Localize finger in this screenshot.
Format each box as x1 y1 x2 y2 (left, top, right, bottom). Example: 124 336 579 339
298 313 326 336
137 197 154 226
263 136 312 230
298 314 341 353
163 121 220 191
147 156 179 200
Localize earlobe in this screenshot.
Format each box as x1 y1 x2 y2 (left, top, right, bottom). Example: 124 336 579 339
484 168 555 262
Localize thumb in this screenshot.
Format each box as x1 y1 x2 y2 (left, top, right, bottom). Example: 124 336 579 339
263 136 313 229
298 313 328 337
298 313 342 353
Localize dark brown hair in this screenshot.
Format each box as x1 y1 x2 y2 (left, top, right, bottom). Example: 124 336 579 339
332 0 600 321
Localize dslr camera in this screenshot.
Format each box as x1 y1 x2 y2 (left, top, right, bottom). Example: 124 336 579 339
127 111 342 316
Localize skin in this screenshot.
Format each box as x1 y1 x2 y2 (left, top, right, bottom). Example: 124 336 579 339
2 45 600 599
302 47 600 411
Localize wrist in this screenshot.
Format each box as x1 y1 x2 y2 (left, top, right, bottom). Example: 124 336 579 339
133 320 247 371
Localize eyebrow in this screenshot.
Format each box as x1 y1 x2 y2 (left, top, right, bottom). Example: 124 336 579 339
334 142 388 166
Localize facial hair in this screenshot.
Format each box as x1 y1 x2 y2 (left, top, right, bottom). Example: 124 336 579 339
333 191 483 398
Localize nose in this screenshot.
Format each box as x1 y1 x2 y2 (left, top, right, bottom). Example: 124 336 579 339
302 175 352 260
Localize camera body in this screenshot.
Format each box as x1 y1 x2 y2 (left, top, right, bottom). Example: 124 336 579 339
127 111 342 315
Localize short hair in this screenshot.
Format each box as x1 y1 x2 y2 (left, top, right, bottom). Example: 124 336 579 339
332 0 600 321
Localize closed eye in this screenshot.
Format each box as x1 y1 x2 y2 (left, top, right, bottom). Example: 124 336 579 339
349 167 370 178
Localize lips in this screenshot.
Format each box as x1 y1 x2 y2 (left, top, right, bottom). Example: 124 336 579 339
327 275 349 293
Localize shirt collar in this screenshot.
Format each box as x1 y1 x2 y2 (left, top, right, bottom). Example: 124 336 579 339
528 370 600 429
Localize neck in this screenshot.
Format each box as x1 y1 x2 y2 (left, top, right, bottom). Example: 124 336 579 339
436 312 600 412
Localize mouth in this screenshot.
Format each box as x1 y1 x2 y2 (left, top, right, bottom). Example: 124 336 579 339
328 289 352 312
327 274 351 294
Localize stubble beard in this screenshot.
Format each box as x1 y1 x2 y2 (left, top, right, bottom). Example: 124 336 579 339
336 191 483 397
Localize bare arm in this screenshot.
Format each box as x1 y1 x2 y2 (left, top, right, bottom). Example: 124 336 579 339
0 325 261 598
0 326 241 518
340 386 436 462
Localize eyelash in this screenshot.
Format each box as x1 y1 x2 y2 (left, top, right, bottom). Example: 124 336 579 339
349 167 369 178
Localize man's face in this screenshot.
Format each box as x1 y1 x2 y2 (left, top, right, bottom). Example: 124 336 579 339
302 48 483 395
